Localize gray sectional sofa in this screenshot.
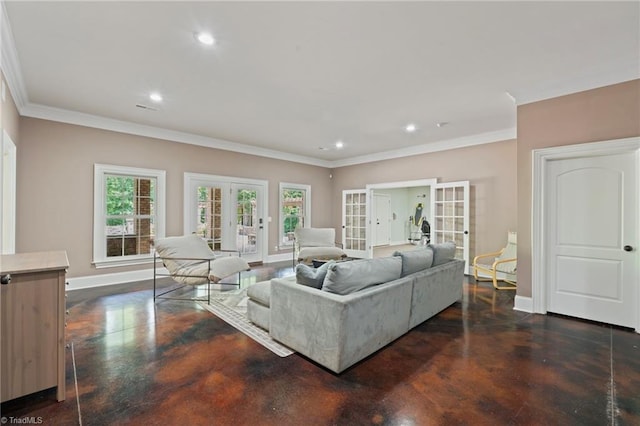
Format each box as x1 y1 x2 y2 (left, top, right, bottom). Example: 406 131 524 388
247 242 465 373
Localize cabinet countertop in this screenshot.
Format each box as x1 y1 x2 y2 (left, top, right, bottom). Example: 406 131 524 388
0 251 69 274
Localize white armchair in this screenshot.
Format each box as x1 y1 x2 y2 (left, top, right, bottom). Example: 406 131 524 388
293 227 347 266
153 234 250 303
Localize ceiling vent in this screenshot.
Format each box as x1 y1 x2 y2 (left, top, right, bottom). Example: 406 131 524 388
135 104 158 111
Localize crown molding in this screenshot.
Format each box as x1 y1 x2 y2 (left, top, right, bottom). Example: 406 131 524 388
1 1 28 110
508 60 640 106
21 103 333 168
329 128 517 168
20 101 516 170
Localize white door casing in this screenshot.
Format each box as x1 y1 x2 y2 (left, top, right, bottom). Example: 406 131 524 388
184 173 268 264
365 179 438 258
1 131 17 254
532 137 639 332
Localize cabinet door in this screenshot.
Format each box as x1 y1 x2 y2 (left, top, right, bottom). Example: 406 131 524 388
1 271 60 402
432 181 470 274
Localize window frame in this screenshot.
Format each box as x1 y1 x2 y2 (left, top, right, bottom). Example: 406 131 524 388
93 164 166 268
279 182 311 248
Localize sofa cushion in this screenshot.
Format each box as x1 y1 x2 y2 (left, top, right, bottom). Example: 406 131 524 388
296 261 334 289
393 247 434 276
321 256 402 295
247 280 272 306
429 241 457 266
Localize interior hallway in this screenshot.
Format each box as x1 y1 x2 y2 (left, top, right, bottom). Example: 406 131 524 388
2 262 639 425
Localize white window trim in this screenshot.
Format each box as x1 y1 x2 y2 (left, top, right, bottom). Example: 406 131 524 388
93 164 166 268
279 182 311 248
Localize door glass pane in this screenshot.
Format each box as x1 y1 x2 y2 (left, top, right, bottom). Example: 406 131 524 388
344 191 367 252
237 188 257 256
197 186 222 250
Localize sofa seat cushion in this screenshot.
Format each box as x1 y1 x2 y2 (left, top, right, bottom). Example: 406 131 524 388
322 256 402 295
393 247 434 276
247 280 272 307
247 299 270 331
296 260 334 288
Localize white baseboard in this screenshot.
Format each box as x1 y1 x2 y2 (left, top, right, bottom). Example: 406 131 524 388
67 254 294 291
266 252 293 264
67 266 169 291
514 295 533 313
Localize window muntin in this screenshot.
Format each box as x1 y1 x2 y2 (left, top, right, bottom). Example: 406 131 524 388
105 175 155 257
94 164 165 267
279 183 311 247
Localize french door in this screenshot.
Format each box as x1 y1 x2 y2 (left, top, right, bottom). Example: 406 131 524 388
431 181 470 274
342 190 368 258
184 173 267 264
342 182 470 268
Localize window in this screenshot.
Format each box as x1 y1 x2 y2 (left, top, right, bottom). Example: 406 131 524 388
279 183 310 247
94 164 165 267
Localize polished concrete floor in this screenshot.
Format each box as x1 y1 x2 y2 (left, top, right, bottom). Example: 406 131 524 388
2 261 639 425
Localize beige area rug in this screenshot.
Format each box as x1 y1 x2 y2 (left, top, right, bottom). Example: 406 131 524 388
196 283 295 357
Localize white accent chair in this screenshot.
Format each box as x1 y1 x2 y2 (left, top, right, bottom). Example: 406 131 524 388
472 231 517 290
153 234 250 303
293 227 347 266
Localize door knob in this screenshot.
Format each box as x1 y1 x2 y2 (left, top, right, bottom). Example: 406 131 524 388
623 245 633 252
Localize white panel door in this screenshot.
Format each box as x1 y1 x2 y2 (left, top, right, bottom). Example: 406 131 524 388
432 181 470 274
373 194 391 246
546 152 638 327
342 190 368 258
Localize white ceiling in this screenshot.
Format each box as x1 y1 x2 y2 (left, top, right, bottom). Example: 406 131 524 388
3 1 639 167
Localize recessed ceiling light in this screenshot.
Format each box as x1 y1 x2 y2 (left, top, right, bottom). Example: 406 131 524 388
335 140 344 149
405 123 417 133
149 92 163 103
195 32 215 46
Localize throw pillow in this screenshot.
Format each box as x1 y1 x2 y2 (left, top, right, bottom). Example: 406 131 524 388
393 247 434 276
429 241 456 266
321 256 402 295
296 260 334 289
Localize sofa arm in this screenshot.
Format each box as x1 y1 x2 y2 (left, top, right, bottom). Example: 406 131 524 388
270 276 413 373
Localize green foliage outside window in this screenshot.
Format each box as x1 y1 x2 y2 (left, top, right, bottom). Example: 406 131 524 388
283 189 304 234
105 176 154 226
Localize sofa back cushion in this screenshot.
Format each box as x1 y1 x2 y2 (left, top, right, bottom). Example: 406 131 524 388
393 247 434 276
429 241 457 266
296 260 334 289
322 256 402 295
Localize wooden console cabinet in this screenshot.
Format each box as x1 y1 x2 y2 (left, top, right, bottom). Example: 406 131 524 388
1 251 68 403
